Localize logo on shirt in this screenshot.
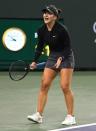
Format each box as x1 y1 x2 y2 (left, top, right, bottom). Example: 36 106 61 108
52 35 56 38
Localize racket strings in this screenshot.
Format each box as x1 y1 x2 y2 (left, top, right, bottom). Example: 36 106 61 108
9 61 28 81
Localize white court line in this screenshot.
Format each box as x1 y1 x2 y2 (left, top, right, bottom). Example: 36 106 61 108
49 123 96 131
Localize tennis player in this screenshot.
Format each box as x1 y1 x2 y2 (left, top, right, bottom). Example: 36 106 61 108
27 5 76 125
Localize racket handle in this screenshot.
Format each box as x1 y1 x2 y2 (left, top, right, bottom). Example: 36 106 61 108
37 62 46 69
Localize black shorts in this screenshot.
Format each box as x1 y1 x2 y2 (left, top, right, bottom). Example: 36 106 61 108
45 50 75 71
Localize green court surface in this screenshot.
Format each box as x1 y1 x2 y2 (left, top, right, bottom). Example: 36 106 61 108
0 71 96 131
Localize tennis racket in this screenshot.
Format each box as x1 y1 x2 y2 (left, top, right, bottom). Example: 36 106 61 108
9 60 46 81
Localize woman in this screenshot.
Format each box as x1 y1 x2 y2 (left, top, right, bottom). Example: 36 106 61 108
27 5 76 125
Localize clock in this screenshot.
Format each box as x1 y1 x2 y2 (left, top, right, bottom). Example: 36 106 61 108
2 27 26 51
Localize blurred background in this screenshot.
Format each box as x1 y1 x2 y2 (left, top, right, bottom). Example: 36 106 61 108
0 0 96 70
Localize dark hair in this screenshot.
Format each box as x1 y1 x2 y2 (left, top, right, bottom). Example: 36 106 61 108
42 5 62 17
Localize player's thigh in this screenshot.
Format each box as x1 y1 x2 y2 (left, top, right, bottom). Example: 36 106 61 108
41 68 57 87
60 68 73 89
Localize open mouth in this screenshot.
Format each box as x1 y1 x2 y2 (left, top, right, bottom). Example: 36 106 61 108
44 17 49 21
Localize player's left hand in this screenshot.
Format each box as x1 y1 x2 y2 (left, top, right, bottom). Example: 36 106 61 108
54 57 62 69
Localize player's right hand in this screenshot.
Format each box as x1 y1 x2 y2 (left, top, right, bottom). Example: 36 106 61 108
30 62 37 70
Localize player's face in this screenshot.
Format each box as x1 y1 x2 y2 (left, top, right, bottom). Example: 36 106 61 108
43 12 57 24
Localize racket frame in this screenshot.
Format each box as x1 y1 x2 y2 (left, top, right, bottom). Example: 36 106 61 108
9 60 30 81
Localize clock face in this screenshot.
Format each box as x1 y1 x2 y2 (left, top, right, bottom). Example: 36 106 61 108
2 27 26 51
